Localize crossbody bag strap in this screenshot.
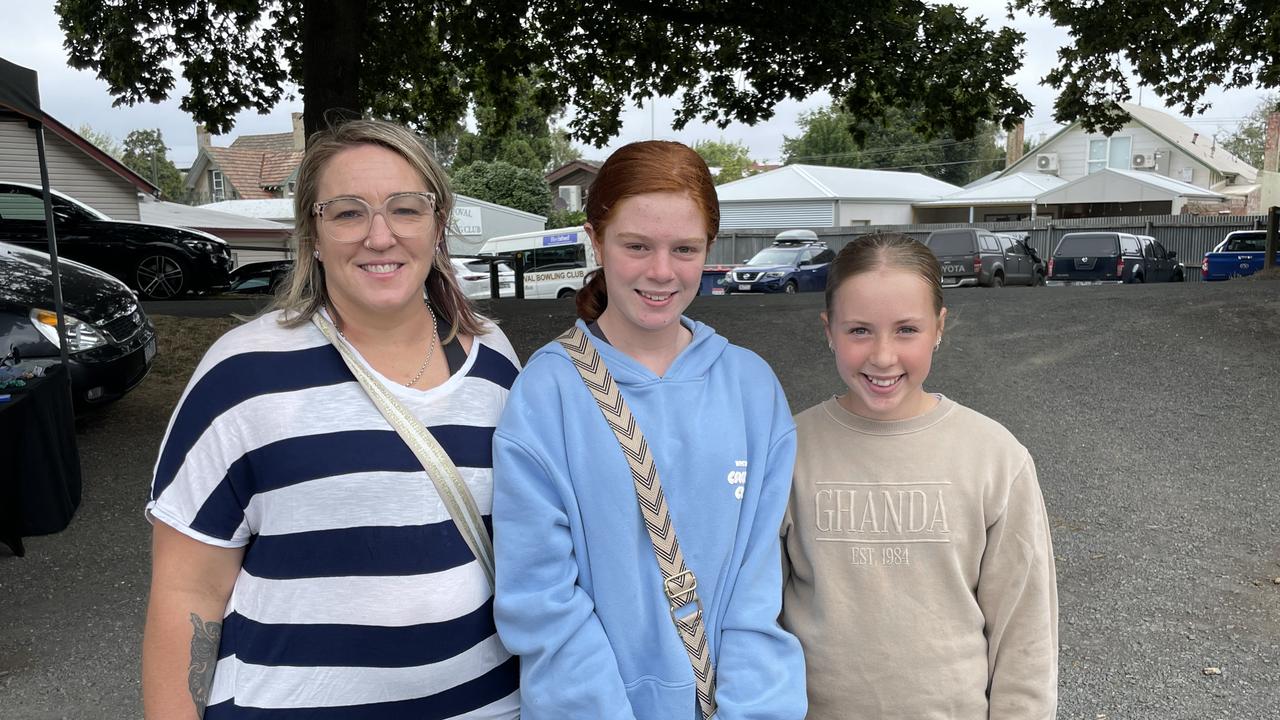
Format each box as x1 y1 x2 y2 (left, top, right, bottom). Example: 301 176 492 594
556 325 717 720
313 312 495 591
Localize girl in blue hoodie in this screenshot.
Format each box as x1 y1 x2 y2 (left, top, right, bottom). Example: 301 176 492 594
492 140 806 720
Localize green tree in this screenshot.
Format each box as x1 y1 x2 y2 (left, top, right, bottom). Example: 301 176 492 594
120 129 188 202
782 104 1006 185
451 161 552 217
57 1 1031 147
1012 0 1280 133
1217 93 1279 169
452 76 582 173
76 124 121 158
694 139 753 184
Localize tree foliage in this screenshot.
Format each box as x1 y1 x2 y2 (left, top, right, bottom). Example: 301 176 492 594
781 104 1006 185
451 77 580 173
76 124 121 159
694 139 754 184
450 161 552 217
120 129 188 202
1013 0 1280 134
57 0 1031 146
1216 93 1279 170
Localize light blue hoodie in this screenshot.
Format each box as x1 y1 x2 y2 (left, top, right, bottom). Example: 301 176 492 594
493 318 806 720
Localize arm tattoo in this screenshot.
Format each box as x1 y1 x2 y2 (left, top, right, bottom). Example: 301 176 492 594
187 613 222 717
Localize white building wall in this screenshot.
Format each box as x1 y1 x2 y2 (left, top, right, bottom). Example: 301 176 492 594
0 119 142 219
720 200 836 229
1027 123 1219 190
835 201 914 226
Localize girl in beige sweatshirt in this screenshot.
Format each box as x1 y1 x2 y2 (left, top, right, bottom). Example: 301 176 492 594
780 232 1058 720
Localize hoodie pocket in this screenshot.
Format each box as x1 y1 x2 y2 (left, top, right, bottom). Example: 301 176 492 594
624 675 697 719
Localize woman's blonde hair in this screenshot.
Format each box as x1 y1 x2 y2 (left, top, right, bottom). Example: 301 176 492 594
270 118 484 341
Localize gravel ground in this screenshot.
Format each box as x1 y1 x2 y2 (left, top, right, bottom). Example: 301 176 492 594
1 280 1277 719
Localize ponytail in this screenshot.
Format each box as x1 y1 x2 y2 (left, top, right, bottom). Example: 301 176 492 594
575 268 608 322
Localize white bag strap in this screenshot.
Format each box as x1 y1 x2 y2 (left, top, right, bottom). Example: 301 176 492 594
557 325 717 719
313 312 495 591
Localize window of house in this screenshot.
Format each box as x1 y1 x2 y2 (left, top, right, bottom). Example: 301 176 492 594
1088 137 1133 173
211 170 225 201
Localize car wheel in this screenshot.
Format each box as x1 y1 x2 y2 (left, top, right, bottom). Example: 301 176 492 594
1034 271 1046 286
1132 273 1144 284
557 288 576 299
1172 269 1184 283
135 251 189 300
991 272 1004 288
783 280 798 294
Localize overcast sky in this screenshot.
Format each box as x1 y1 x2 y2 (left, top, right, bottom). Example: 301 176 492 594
3 1 1270 169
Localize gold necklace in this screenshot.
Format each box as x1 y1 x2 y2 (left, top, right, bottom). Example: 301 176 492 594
332 301 438 387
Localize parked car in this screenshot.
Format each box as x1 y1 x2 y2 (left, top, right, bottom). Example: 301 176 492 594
0 240 156 407
0 181 233 300
227 259 293 295
225 256 516 300
452 257 516 299
1201 230 1277 281
924 228 1044 287
1134 235 1185 282
724 230 834 294
1047 231 1181 285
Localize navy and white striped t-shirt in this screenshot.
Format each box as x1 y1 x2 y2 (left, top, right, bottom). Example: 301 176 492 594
148 310 521 719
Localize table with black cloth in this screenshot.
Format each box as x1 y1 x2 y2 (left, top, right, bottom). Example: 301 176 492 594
0 364 82 557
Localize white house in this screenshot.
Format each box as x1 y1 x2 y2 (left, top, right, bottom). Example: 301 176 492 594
1001 102 1258 214
715 164 962 229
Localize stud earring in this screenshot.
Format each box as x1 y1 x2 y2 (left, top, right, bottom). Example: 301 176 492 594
934 338 942 351
313 250 320 260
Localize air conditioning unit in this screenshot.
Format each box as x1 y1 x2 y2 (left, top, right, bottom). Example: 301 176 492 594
1035 153 1059 173
557 185 583 212
1132 153 1154 169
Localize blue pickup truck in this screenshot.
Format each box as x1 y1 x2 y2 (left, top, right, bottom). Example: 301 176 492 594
1201 231 1279 281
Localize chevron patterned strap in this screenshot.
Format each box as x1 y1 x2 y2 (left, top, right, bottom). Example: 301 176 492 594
313 312 496 591
557 325 717 720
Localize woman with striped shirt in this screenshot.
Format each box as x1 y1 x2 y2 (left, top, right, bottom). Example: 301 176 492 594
141 119 520 719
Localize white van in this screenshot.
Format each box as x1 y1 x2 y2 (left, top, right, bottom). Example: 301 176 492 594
478 226 598 299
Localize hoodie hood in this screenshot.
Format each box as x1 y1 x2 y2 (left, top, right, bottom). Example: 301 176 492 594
528 316 729 386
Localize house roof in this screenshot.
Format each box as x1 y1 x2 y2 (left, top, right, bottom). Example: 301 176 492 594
197 146 305 199
140 195 292 233
200 198 297 222
916 172 1068 207
545 159 601 184
1034 168 1226 205
1002 102 1258 182
1120 103 1257 182
230 131 296 153
716 164 962 203
0 58 158 196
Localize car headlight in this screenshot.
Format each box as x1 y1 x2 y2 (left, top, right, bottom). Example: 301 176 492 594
763 271 786 279
180 238 218 253
29 309 109 353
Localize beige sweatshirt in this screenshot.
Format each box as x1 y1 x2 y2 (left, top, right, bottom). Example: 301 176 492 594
781 396 1058 720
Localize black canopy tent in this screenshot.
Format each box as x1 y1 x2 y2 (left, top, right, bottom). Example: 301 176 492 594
0 57 72 372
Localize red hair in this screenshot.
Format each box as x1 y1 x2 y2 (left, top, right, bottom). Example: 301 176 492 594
576 141 719 321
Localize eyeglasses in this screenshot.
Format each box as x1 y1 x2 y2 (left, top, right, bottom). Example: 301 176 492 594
312 191 438 243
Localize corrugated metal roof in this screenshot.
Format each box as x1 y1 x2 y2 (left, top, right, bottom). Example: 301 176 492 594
717 164 962 202
1035 168 1226 204
141 197 293 231
916 172 1068 206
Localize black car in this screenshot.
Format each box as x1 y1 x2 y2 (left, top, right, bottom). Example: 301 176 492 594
227 259 293 294
924 228 1044 287
1047 231 1180 285
0 181 233 299
1 241 157 407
